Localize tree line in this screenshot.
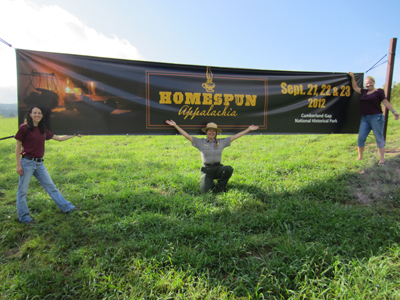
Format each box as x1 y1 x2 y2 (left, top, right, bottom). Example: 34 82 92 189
0 103 17 118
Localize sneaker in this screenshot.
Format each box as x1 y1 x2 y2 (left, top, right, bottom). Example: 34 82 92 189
66 206 80 213
19 218 35 224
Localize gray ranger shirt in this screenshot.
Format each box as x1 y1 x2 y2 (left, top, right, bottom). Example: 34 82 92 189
192 136 231 164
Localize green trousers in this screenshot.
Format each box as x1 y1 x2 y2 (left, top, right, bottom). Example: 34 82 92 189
200 164 234 193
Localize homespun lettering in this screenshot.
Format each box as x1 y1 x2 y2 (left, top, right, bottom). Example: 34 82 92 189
159 92 257 107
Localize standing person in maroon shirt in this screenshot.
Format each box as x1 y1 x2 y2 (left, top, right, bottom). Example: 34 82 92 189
349 72 399 165
14 106 83 224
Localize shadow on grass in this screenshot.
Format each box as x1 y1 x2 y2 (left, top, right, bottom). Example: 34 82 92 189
2 154 400 298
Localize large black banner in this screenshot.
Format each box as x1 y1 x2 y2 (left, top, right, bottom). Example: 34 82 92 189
16 49 363 135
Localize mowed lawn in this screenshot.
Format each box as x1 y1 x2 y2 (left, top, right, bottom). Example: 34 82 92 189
1 116 400 299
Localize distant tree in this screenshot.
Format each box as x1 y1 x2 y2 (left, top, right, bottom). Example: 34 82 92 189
390 81 400 106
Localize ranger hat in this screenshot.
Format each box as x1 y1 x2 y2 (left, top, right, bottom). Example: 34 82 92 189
201 122 222 133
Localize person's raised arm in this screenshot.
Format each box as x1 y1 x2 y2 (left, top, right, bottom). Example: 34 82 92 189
348 72 361 94
382 99 400 120
52 134 83 142
16 140 23 175
165 120 193 142
231 125 259 142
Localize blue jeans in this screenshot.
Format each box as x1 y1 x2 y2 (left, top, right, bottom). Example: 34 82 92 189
358 113 385 148
17 158 75 223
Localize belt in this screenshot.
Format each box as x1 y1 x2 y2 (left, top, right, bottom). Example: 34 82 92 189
204 162 220 167
22 155 44 162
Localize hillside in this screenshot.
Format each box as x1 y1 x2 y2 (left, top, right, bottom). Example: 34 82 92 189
0 103 17 118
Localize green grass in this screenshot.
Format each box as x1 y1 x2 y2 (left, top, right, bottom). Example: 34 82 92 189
1 116 400 299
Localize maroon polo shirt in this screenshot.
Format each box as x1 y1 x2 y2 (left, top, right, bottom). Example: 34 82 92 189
14 124 54 158
360 88 386 116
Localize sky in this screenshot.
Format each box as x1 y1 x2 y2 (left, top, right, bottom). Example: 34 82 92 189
1 0 399 104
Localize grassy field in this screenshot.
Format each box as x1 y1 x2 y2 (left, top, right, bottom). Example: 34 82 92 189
1 116 400 299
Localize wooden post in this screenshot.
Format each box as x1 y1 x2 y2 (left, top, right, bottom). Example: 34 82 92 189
383 38 397 140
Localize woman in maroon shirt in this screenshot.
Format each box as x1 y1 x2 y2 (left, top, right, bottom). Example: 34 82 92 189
15 106 82 223
349 72 399 165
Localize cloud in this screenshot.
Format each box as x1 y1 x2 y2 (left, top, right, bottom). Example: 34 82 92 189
0 87 17 104
0 0 143 103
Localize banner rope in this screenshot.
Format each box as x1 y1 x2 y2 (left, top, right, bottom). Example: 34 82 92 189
365 54 387 73
0 37 13 48
0 135 14 141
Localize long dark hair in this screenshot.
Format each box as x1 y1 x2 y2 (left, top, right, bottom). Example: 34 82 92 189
25 106 46 134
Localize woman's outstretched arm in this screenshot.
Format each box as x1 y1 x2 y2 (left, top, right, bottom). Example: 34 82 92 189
348 72 361 94
231 125 259 142
52 134 83 142
165 120 193 142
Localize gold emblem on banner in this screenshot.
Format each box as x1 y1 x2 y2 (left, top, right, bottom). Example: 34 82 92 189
202 67 216 92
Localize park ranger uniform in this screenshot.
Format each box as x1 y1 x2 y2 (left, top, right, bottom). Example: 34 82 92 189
192 136 234 193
